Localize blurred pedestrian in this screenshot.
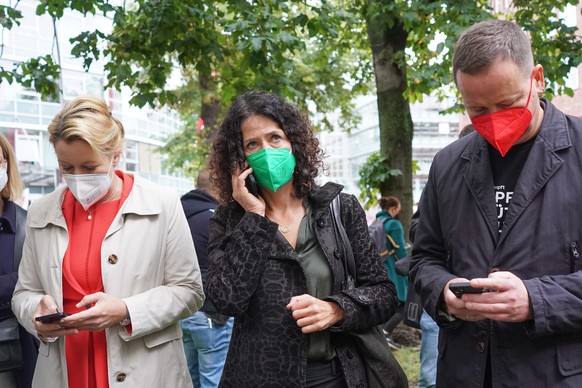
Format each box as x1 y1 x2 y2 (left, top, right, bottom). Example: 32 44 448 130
180 168 233 388
411 19 582 387
0 132 37 388
12 96 204 388
206 90 398 387
376 196 408 349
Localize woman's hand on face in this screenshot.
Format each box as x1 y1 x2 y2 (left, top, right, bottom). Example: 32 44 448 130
59 292 128 332
232 167 265 215
33 295 78 338
286 294 345 334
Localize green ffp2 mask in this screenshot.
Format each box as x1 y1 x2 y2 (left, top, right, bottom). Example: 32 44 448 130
246 148 296 192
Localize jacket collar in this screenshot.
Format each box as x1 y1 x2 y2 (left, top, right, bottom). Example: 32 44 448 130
29 174 163 229
308 182 343 219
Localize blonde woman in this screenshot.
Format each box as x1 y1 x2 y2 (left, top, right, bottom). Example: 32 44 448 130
12 97 204 388
0 132 37 388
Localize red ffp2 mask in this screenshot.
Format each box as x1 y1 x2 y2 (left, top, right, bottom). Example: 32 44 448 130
470 74 534 156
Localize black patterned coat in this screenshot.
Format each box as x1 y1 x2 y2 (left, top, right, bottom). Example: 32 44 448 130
207 182 397 388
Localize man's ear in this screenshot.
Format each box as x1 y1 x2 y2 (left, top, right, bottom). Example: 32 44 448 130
533 64 545 95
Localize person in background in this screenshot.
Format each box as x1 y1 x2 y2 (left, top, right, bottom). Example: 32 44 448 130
206 90 397 387
180 168 233 388
12 96 204 388
411 19 582 387
376 196 408 349
0 133 37 388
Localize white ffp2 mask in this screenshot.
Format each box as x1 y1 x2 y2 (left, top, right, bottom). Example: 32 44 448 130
0 168 7 192
63 161 114 210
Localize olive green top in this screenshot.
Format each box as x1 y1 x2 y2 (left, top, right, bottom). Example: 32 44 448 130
296 204 335 361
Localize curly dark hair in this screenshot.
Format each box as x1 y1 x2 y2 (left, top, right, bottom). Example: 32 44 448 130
209 91 324 203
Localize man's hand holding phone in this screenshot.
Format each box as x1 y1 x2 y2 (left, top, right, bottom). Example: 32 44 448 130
444 272 532 323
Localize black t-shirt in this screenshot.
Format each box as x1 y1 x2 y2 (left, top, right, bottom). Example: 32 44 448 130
489 137 536 233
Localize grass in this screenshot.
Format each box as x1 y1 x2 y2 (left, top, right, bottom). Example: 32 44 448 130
393 345 421 387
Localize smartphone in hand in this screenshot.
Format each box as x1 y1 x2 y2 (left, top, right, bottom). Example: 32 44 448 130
449 282 495 298
245 174 259 197
35 312 70 323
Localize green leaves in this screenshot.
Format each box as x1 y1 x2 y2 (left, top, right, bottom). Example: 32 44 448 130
10 56 61 100
358 153 403 209
0 5 23 29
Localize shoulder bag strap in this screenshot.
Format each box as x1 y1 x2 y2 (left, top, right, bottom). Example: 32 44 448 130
330 195 356 283
13 205 26 271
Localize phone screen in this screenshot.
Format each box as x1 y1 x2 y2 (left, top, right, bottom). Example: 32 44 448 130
35 312 70 323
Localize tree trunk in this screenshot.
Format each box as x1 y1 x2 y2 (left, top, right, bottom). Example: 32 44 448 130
365 0 414 240
199 73 221 143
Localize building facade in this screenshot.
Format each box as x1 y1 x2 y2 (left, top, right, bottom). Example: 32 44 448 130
0 0 192 205
318 94 460 204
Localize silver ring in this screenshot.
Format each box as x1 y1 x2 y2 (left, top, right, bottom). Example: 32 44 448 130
466 315 470 320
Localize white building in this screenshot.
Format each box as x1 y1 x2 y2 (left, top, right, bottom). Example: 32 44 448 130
318 94 460 203
0 0 192 205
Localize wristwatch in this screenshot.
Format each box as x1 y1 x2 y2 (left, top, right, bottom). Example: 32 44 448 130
38 333 59 343
119 313 131 327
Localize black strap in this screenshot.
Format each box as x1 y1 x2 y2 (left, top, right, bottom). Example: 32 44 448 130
330 195 356 287
13 204 26 271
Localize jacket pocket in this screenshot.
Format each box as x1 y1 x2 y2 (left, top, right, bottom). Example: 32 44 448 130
143 323 182 349
557 337 582 376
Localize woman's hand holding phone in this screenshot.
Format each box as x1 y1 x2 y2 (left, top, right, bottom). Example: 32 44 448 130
33 295 78 339
59 292 128 332
232 167 265 215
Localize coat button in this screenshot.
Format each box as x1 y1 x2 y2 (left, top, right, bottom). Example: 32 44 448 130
489 267 500 273
108 254 118 264
317 219 325 228
347 348 354 359
476 341 486 353
357 295 370 303
116 373 126 382
334 249 342 260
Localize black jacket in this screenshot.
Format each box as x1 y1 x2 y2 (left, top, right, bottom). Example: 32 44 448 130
412 99 582 387
181 189 218 314
1 200 38 388
207 182 397 387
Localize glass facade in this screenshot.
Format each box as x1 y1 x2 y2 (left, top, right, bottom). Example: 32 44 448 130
318 95 459 203
0 1 192 206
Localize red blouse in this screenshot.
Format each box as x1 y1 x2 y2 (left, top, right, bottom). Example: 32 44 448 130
61 171 133 388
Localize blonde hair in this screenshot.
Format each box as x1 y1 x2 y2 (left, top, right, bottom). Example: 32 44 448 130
48 96 125 158
0 132 24 201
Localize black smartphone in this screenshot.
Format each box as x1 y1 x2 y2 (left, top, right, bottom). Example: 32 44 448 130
35 312 70 323
449 282 495 298
245 174 259 197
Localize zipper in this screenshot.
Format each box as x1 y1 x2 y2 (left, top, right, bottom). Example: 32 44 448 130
571 242 580 272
